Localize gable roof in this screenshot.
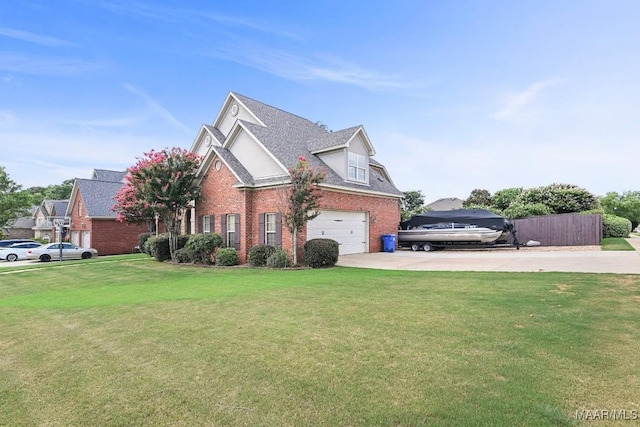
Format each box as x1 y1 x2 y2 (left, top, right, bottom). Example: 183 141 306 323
92 169 126 182
71 179 123 218
200 92 402 197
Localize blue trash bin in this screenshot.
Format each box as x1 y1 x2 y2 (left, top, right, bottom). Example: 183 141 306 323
382 234 396 252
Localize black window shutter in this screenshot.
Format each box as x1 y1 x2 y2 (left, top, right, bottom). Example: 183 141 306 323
275 213 282 248
234 214 241 250
258 213 265 245
210 215 215 234
220 214 227 244
197 216 203 234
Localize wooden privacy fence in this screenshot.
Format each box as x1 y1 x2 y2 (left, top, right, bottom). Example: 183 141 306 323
512 213 602 246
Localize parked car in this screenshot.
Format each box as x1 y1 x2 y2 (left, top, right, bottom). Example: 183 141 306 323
0 239 40 248
26 243 98 262
0 242 43 262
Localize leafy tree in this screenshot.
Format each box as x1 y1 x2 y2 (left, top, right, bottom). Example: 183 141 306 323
401 190 429 221
492 187 524 211
281 156 325 266
503 202 553 219
463 189 492 207
518 183 598 214
23 179 74 206
113 148 202 261
599 191 640 229
0 166 32 229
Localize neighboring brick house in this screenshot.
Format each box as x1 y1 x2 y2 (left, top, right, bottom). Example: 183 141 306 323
33 200 69 242
3 206 36 239
187 92 403 263
66 169 148 255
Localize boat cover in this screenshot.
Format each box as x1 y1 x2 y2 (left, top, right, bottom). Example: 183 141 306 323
401 209 513 231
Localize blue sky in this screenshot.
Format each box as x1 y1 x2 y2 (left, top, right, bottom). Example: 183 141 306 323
1 1 638 202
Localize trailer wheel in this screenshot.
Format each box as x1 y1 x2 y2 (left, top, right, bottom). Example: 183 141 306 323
410 243 421 251
422 243 433 252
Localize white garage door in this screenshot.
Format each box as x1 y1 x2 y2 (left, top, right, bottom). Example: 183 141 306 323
307 210 368 255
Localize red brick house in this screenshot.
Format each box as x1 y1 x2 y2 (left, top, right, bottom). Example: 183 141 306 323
66 169 148 255
187 92 403 263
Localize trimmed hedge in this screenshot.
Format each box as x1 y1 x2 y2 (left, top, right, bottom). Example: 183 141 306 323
216 248 238 266
304 238 339 268
186 233 223 264
137 233 153 254
603 214 632 238
266 250 290 268
144 233 190 262
248 244 277 267
174 247 194 263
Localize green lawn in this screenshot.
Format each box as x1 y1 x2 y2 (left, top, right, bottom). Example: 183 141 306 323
1 256 639 426
601 237 636 251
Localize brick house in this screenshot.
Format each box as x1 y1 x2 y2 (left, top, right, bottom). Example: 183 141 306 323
187 92 403 263
32 200 69 242
66 169 149 255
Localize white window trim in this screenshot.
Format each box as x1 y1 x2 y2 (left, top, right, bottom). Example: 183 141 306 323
348 151 367 183
265 213 277 246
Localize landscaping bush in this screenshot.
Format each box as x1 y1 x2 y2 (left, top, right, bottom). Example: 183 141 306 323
186 233 223 264
266 250 290 268
503 202 553 219
137 233 153 255
215 248 238 266
304 238 339 268
603 214 632 238
145 234 170 262
248 244 277 267
174 247 193 263
144 233 190 262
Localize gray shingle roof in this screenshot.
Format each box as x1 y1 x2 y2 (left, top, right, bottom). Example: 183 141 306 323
75 179 124 217
222 92 402 196
92 169 126 182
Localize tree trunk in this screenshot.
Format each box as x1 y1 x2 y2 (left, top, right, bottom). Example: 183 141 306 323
292 228 298 265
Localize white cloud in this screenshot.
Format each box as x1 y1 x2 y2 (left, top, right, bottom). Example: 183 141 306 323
491 79 558 123
123 84 191 133
0 53 103 75
0 28 76 47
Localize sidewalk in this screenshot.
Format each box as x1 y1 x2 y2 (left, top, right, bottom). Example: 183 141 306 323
337 237 640 274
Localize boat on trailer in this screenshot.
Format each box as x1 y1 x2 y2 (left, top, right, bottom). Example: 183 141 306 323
398 209 519 251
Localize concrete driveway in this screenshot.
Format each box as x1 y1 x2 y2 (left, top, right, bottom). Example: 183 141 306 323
337 236 640 274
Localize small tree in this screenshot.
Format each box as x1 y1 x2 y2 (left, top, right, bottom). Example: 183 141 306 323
113 148 202 261
463 189 492 207
401 190 429 221
281 156 325 265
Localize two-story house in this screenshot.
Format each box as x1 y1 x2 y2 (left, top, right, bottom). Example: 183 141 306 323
187 92 403 263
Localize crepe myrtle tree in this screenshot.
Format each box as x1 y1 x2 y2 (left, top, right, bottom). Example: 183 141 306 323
113 148 202 260
281 156 326 266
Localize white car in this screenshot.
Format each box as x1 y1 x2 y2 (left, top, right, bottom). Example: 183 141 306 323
0 242 43 262
26 242 98 262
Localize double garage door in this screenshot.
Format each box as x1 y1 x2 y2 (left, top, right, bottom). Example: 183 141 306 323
307 210 368 255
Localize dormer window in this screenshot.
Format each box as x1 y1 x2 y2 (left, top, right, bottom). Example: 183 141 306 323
348 152 367 182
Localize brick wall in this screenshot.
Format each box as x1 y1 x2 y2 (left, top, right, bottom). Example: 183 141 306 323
68 193 148 256
197 160 401 263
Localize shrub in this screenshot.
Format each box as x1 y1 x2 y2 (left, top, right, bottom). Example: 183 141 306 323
137 233 153 254
216 248 238 266
145 234 170 262
503 202 553 219
248 244 277 267
266 250 291 268
174 247 193 263
602 214 632 238
186 233 223 264
304 238 339 268
145 233 190 262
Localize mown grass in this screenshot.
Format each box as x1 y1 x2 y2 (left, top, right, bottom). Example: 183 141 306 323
1 256 639 426
601 237 635 251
